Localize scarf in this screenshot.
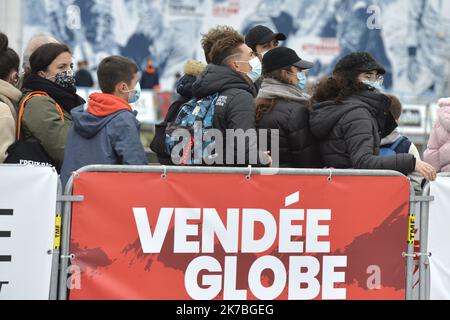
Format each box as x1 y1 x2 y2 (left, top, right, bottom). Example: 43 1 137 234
23 74 86 113
257 78 309 103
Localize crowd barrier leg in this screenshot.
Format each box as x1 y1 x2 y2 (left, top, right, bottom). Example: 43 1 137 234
419 183 433 300
57 175 84 301
48 177 63 300
405 186 417 300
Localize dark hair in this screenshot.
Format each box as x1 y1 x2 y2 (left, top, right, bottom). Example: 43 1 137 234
386 94 402 120
311 69 370 104
97 56 138 94
0 32 20 81
201 26 245 65
27 43 72 79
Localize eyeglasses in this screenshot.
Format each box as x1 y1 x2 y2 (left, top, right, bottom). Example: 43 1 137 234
362 73 384 83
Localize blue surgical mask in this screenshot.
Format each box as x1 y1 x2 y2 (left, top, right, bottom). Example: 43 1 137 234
297 72 307 90
127 82 141 104
247 57 262 83
363 79 384 92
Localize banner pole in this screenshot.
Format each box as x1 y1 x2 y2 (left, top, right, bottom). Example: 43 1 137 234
405 185 416 300
419 183 431 300
58 176 76 300
48 175 62 300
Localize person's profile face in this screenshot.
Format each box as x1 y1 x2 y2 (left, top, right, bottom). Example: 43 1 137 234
231 44 257 74
358 70 380 83
39 52 73 82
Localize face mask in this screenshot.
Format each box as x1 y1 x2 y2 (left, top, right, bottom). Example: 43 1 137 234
363 79 383 92
52 70 75 89
297 72 307 90
126 82 141 104
247 56 262 83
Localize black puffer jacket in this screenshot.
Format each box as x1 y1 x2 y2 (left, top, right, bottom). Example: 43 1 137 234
309 90 416 174
257 99 322 168
193 64 260 165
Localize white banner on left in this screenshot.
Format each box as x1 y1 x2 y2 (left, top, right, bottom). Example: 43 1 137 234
428 176 450 300
0 166 58 300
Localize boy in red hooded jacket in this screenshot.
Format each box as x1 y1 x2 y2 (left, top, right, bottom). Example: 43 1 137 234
61 56 148 187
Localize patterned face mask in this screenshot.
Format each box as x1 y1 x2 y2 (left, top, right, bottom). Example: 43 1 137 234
54 70 76 89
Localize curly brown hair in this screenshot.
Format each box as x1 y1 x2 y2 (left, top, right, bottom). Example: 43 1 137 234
311 69 370 104
201 26 245 65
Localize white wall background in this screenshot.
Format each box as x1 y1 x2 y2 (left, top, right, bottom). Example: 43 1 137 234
0 0 23 55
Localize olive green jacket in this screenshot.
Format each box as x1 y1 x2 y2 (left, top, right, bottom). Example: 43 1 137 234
20 93 72 169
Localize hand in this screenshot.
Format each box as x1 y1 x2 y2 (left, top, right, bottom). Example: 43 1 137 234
265 151 273 167
415 160 437 181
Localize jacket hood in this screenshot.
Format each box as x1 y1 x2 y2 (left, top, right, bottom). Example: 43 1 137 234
310 90 395 139
176 74 197 100
71 105 134 139
438 98 450 131
380 128 401 146
192 64 257 99
87 92 132 117
438 97 450 107
0 79 22 103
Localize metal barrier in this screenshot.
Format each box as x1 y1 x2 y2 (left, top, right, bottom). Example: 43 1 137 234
2 164 442 300
419 172 450 300
57 165 417 300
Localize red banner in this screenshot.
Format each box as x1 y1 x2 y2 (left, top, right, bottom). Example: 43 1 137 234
68 172 410 300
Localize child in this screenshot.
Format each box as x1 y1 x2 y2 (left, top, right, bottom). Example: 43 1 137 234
381 94 424 193
424 98 450 173
61 56 148 187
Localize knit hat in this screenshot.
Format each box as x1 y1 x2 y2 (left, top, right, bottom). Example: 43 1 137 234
333 52 386 75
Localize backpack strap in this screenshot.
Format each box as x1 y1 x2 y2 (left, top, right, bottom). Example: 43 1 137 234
390 136 407 151
16 91 65 141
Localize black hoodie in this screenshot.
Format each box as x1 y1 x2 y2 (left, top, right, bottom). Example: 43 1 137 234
309 90 416 174
192 64 261 166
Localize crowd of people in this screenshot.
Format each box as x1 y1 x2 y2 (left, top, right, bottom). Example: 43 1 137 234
1 25 448 193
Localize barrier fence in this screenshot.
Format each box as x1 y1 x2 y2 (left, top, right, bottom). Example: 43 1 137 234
422 173 450 300
0 165 60 300
1 164 448 300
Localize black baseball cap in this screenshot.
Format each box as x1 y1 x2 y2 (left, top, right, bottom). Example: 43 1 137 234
262 47 314 74
245 25 287 51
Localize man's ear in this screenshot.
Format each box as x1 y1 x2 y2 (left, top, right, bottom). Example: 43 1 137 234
229 61 239 72
37 71 47 78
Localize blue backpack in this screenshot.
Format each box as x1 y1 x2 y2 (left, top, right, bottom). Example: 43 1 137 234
165 94 219 165
380 136 407 157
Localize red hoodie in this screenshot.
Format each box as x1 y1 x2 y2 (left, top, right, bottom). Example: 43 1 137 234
87 93 132 117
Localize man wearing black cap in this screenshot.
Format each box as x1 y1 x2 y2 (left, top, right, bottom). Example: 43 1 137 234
245 25 287 91
245 25 287 58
